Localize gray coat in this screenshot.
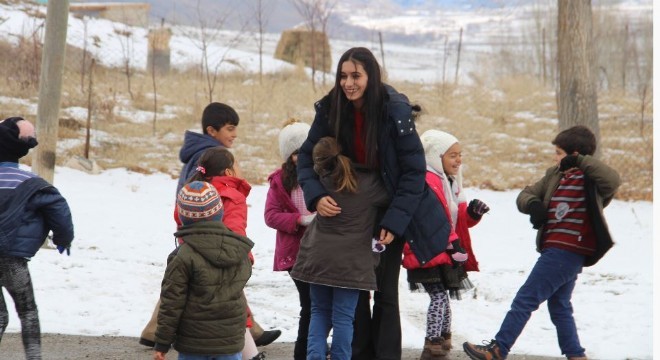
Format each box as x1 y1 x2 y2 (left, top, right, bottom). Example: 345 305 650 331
291 167 390 291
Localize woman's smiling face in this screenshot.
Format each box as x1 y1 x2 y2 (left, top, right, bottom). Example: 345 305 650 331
340 60 369 109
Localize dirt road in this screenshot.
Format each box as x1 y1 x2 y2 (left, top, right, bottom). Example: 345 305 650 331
1 333 566 360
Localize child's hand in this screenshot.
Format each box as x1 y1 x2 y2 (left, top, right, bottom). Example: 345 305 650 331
299 213 317 226
528 201 547 229
315 196 341 217
467 199 490 219
447 239 468 264
559 154 579 172
57 245 71 256
378 228 394 245
154 351 166 360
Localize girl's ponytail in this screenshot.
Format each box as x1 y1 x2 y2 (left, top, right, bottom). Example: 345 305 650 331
334 153 357 193
313 137 357 193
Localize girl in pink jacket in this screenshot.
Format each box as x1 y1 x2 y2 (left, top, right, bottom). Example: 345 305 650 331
402 130 490 360
264 119 314 360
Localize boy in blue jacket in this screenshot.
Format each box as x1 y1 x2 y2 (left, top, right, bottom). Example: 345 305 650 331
0 117 74 360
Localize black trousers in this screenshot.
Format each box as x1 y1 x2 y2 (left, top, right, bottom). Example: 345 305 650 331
352 237 405 360
291 275 311 360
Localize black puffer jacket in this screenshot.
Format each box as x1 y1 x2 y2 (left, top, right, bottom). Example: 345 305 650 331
154 221 254 355
297 85 451 265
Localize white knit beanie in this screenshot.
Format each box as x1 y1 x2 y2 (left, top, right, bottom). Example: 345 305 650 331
278 121 311 161
420 129 459 174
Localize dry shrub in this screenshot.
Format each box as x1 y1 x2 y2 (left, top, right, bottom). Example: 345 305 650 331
2 36 42 93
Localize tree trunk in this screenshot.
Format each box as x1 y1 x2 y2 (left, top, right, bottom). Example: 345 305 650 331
557 0 600 154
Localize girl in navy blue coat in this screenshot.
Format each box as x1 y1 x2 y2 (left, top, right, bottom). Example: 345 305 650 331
297 47 451 360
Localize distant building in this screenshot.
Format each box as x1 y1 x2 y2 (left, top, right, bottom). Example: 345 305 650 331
69 2 150 27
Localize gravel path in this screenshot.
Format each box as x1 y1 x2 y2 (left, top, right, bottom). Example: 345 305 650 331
1 333 566 360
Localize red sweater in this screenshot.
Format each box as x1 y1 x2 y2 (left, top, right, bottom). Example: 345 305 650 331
543 169 596 255
353 109 366 164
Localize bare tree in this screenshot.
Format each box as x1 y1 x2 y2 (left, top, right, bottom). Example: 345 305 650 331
150 27 159 135
441 35 450 95
378 31 386 75
77 14 88 94
180 0 247 102
250 0 274 84
291 0 319 89
454 27 462 85
84 59 95 160
114 26 135 100
316 0 337 86
557 0 600 152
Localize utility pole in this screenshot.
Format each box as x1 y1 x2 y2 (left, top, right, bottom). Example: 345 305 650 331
33 0 70 183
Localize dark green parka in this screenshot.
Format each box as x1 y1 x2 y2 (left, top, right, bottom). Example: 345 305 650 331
154 221 254 355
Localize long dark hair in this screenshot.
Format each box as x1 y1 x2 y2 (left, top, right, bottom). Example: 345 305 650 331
328 47 385 169
187 147 235 183
313 137 357 193
281 151 298 193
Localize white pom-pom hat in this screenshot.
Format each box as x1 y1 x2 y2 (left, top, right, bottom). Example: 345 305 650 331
278 121 311 161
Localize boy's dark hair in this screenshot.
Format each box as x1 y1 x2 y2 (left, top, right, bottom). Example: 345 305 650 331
202 102 239 134
552 125 597 156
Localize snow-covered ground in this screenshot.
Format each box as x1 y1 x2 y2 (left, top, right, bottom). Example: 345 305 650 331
3 166 654 359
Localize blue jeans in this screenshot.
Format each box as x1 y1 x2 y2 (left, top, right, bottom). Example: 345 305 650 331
308 284 360 360
495 248 586 358
178 352 241 360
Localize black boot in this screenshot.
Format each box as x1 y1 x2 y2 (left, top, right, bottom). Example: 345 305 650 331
254 330 281 347
250 351 266 360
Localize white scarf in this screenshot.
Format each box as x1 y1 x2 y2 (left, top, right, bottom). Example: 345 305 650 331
427 165 465 231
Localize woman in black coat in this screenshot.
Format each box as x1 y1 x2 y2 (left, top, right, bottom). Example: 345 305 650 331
297 47 451 360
